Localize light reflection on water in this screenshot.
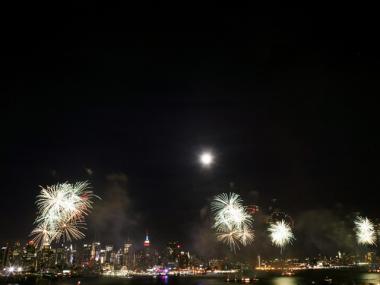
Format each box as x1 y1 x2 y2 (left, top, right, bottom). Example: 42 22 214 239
4 273 380 285
270 277 301 285
358 273 380 283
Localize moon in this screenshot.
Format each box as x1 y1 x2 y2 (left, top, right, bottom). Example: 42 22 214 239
199 152 214 166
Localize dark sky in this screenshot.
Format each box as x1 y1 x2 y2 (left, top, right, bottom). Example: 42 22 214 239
1 2 380 255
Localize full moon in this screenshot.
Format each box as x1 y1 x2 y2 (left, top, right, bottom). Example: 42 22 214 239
199 152 214 166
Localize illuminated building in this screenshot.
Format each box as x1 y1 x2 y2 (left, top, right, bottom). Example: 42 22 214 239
67 244 76 265
36 244 53 270
257 255 261 268
81 243 92 266
23 241 36 271
52 246 69 267
165 241 181 268
209 259 225 270
0 244 9 268
144 232 150 248
136 231 155 270
143 232 153 268
113 248 124 270
91 242 101 261
10 242 23 266
178 251 190 269
105 245 113 264
123 239 133 269
99 249 106 264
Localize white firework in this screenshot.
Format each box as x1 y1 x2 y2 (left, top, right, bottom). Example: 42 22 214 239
211 193 252 231
268 219 294 251
211 192 254 251
30 181 98 248
354 216 376 245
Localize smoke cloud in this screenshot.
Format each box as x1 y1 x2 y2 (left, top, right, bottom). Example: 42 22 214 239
88 173 139 246
294 209 356 256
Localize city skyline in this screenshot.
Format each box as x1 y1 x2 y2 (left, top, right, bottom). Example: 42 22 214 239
1 233 377 276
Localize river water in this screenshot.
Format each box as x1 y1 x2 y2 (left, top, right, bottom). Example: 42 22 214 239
39 271 380 285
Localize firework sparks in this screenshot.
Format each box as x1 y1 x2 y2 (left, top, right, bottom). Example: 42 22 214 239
211 192 254 251
354 216 376 245
30 223 55 246
238 225 255 246
55 217 86 242
211 193 252 231
216 229 241 252
268 219 294 251
30 181 98 248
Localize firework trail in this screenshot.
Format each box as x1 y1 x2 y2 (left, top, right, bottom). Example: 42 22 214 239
30 181 98 248
211 192 254 251
268 219 294 252
354 216 376 245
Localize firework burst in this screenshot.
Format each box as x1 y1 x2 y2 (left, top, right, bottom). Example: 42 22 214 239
268 219 294 252
211 192 254 251
30 181 98 248
354 216 376 245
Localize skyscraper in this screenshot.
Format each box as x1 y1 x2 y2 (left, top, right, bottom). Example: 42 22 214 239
0 244 9 268
123 239 133 269
166 241 181 268
105 245 113 264
23 241 36 271
136 231 154 270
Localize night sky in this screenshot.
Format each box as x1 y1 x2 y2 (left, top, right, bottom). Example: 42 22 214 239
1 2 380 256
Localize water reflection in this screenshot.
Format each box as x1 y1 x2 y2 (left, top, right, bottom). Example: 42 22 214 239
356 273 380 284
271 277 300 285
5 272 380 285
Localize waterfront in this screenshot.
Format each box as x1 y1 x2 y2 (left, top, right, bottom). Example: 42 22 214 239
3 271 380 285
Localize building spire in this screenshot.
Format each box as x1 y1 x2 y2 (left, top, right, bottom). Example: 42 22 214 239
144 230 150 247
